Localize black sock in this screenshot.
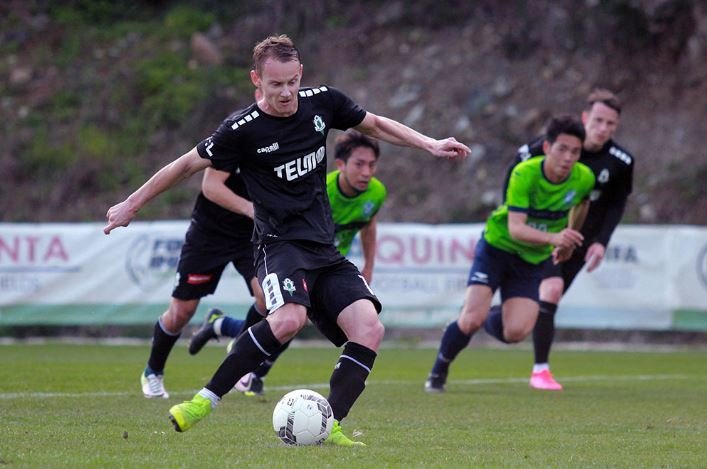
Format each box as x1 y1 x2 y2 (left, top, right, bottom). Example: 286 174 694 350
241 303 265 334
483 305 510 343
146 319 180 375
430 320 472 378
533 301 558 364
254 339 291 378
205 320 281 397
328 342 377 421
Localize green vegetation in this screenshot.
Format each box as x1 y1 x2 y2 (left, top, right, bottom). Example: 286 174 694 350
1 3 253 221
0 344 705 466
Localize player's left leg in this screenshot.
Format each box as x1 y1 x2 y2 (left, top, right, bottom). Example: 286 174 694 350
169 303 305 432
309 262 382 446
426 238 502 392
530 253 584 390
325 299 382 447
142 297 199 399
170 243 311 432
483 255 545 344
530 278 563 390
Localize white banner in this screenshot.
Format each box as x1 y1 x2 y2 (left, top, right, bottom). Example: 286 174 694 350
1 222 706 330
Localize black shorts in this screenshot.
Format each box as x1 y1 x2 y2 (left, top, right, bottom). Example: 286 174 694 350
172 223 255 300
256 240 381 347
542 244 588 293
467 237 547 303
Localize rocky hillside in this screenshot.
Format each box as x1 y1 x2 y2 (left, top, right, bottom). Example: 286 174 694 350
2 0 706 224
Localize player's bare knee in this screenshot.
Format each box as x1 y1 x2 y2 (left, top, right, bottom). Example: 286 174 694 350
162 301 197 332
268 308 307 340
344 312 384 350
367 318 385 348
540 279 564 303
458 310 484 334
503 328 528 343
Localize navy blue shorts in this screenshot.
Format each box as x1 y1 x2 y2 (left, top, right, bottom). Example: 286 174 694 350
466 237 547 302
172 223 255 300
256 240 381 347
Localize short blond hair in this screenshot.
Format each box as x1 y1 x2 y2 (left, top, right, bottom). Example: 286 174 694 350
252 35 301 75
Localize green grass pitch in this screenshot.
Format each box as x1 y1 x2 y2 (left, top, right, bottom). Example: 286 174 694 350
1 342 705 467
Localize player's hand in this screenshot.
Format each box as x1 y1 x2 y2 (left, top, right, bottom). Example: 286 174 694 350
550 228 583 250
432 137 470 161
553 245 575 264
585 242 606 273
103 200 139 235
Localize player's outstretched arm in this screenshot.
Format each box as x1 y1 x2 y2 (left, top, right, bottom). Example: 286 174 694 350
201 168 255 219
103 147 210 235
355 112 470 161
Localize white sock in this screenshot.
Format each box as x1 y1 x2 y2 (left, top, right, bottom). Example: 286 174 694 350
197 388 220 409
533 363 550 373
213 318 224 337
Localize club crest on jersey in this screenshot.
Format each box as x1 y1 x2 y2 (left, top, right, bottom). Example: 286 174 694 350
313 115 326 135
598 168 610 183
563 190 577 206
363 200 375 217
282 278 296 296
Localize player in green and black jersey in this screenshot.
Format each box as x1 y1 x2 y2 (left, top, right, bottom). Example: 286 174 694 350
327 130 387 282
425 115 595 393
508 89 634 391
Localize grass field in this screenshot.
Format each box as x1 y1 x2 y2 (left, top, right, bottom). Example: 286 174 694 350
1 342 705 467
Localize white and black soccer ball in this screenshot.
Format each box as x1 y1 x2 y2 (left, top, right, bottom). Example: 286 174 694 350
272 389 333 446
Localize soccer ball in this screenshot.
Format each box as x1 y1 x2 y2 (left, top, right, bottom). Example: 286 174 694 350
272 389 333 445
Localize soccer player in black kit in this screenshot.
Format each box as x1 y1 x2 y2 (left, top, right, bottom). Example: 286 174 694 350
139 166 265 399
104 34 470 446
482 89 634 391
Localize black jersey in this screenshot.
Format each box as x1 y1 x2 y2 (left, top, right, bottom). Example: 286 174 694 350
196 86 366 245
190 169 253 238
507 136 634 246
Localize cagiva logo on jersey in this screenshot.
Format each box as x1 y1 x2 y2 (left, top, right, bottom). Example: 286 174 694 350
257 142 280 154
274 146 325 181
313 115 326 135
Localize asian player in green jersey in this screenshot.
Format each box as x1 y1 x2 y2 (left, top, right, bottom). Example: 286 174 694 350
425 115 595 392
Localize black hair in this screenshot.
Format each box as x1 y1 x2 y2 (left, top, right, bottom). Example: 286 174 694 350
545 114 585 144
334 130 380 162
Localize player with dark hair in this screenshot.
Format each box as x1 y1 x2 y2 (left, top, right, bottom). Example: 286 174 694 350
187 129 388 396
328 129 387 283
104 34 468 446
492 89 634 391
138 163 264 399
425 115 594 393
